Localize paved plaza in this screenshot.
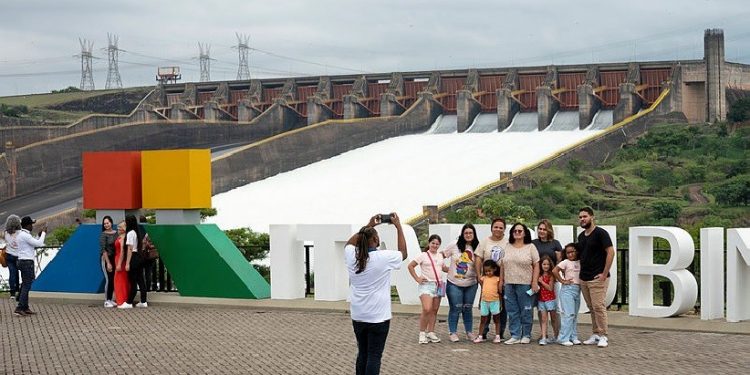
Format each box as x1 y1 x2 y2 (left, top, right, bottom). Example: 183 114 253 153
1 297 749 374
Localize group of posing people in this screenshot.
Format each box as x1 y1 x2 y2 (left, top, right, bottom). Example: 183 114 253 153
99 214 154 309
345 208 614 375
407 208 614 348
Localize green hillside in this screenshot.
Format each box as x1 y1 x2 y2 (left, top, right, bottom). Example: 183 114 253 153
0 86 153 124
447 122 750 243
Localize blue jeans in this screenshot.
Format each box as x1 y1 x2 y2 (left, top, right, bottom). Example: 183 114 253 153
6 253 20 296
446 281 478 334
504 284 534 339
17 259 35 311
352 320 390 375
558 284 581 343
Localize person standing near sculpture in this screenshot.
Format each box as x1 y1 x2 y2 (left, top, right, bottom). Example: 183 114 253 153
114 221 130 307
99 216 118 308
120 214 148 309
3 215 22 302
577 207 615 348
345 213 406 375
13 216 46 316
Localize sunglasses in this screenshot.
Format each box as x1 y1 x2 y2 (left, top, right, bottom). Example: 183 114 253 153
512 229 524 233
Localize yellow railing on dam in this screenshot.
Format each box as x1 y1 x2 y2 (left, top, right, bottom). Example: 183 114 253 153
405 88 671 225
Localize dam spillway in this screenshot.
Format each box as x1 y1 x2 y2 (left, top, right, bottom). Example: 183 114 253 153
206 125 607 232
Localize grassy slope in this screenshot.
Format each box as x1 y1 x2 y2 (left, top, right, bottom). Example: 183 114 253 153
447 123 750 244
0 86 151 123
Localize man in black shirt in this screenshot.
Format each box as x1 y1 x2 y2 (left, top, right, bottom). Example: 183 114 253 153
577 207 614 348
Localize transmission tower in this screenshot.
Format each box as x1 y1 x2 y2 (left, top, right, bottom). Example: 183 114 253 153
105 33 122 89
199 43 211 82
78 38 95 90
234 33 251 80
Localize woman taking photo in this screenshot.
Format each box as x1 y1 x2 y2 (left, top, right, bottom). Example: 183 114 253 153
441 223 479 342
345 213 406 375
99 216 117 308
407 234 444 344
501 223 539 345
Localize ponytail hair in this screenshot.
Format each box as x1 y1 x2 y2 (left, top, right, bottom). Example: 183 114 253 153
355 226 379 274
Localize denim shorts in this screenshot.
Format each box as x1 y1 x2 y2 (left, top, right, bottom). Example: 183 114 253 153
480 300 501 316
538 300 557 311
418 281 439 297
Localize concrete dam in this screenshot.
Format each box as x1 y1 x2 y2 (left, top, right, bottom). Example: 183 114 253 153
0 29 748 225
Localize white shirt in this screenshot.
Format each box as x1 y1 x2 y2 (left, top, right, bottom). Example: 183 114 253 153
14 229 46 260
126 230 138 252
345 244 403 323
4 232 19 256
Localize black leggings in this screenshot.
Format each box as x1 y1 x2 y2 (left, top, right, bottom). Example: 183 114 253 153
127 253 147 304
102 254 115 301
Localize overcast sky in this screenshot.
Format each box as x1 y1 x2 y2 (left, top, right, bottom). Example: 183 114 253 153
1 0 749 97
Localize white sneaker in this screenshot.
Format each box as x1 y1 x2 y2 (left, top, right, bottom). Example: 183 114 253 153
104 300 115 308
136 302 148 308
418 332 429 344
572 338 582 345
426 332 441 343
539 338 548 345
547 337 556 344
117 303 133 309
559 341 574 347
597 336 609 348
583 334 600 345
520 337 531 344
504 337 520 345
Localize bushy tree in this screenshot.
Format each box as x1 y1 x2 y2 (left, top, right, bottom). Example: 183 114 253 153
710 175 750 206
650 200 682 220
224 227 270 281
728 98 750 123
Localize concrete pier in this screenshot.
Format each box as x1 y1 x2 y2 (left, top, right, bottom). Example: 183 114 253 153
456 90 481 132
705 29 726 122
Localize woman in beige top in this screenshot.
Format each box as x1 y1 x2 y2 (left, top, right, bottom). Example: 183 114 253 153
500 223 539 345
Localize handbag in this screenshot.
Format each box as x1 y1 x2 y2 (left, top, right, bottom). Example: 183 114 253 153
426 251 445 297
141 234 160 260
0 247 7 268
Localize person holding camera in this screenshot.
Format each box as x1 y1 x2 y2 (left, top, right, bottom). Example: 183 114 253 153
12 216 47 316
345 213 406 375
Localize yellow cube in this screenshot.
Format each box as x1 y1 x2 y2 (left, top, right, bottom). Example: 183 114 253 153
141 149 211 209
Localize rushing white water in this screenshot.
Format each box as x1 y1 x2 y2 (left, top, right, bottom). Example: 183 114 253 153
206 129 604 232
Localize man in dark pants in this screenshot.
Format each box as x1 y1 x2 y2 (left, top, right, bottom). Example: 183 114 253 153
14 216 46 316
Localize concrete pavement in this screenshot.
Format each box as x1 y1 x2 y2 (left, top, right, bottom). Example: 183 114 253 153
1 293 748 374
